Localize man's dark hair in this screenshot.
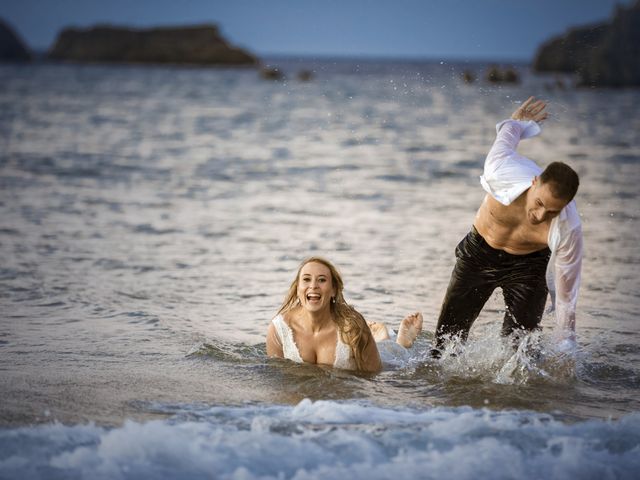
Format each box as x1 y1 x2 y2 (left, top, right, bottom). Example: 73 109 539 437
539 162 579 202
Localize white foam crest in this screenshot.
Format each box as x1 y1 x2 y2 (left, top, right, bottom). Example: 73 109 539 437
1 401 639 480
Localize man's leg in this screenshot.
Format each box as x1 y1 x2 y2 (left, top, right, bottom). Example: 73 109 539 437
433 231 497 353
435 271 494 347
500 251 550 337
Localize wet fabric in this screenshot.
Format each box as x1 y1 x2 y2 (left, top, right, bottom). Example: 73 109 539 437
376 329 411 368
480 119 582 337
434 227 551 349
271 315 355 370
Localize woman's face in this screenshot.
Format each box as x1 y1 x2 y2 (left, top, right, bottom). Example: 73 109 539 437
296 262 336 314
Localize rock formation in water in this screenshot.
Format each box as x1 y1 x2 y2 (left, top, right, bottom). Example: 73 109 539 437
297 70 314 82
533 0 640 87
260 66 283 80
485 65 520 84
462 70 476 84
48 24 257 66
0 19 32 61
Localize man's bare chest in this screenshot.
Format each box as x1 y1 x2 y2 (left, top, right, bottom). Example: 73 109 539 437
477 196 550 252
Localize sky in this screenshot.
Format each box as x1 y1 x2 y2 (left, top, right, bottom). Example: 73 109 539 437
1 0 634 61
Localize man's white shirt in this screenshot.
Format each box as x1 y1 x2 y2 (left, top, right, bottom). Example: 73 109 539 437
480 119 583 346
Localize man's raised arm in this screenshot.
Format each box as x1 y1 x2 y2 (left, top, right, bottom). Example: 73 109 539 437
482 97 548 205
488 96 548 159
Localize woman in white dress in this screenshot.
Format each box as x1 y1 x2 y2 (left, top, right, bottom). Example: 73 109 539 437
266 256 423 372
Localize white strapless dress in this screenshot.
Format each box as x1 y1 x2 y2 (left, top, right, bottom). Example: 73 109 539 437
271 315 355 370
271 315 411 370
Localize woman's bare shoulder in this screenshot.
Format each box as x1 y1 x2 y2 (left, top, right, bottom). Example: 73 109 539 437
280 308 300 329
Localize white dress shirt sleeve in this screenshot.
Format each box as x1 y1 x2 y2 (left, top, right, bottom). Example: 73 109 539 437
549 221 583 343
483 119 584 352
481 120 543 205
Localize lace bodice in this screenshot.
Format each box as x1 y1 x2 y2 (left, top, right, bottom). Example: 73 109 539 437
271 315 355 370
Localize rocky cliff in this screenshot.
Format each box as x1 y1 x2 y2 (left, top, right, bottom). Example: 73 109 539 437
533 1 640 87
48 24 257 66
0 19 32 61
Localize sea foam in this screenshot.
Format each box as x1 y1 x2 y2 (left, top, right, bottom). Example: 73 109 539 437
1 400 639 480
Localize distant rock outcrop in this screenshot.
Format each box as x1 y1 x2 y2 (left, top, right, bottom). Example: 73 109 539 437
297 70 314 82
48 24 257 66
533 1 640 87
260 67 283 80
485 65 520 84
0 19 32 61
462 70 476 84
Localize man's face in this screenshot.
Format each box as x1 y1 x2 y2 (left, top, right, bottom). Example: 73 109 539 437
526 178 569 225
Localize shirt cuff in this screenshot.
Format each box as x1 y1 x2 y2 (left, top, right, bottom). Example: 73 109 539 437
496 119 542 139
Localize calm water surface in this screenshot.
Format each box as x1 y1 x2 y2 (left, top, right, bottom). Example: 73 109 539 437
0 59 639 479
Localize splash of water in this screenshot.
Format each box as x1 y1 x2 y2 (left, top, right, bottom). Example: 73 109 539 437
432 324 577 385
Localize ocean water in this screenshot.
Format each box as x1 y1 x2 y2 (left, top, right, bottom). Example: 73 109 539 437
0 58 639 479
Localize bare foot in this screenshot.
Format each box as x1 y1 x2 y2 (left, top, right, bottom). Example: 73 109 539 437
368 321 390 342
397 312 423 348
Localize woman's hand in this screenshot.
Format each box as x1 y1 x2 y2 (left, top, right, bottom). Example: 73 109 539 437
511 96 548 123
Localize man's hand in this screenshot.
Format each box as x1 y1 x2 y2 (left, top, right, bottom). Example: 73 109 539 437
511 96 548 123
553 327 577 357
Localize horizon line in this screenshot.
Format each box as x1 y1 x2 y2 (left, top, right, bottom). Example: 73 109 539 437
25 46 533 66
258 51 532 65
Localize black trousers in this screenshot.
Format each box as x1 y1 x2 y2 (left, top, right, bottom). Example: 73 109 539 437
434 226 551 350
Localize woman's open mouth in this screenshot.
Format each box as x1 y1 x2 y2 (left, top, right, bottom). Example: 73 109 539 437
306 293 321 303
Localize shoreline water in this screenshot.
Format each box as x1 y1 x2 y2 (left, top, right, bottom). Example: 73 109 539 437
1 59 638 477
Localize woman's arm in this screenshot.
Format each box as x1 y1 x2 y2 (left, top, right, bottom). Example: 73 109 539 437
266 322 284 358
360 330 382 373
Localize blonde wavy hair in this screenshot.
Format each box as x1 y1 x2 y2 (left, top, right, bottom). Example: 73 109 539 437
277 256 374 371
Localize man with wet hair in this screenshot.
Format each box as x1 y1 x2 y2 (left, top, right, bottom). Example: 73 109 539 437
432 97 583 356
